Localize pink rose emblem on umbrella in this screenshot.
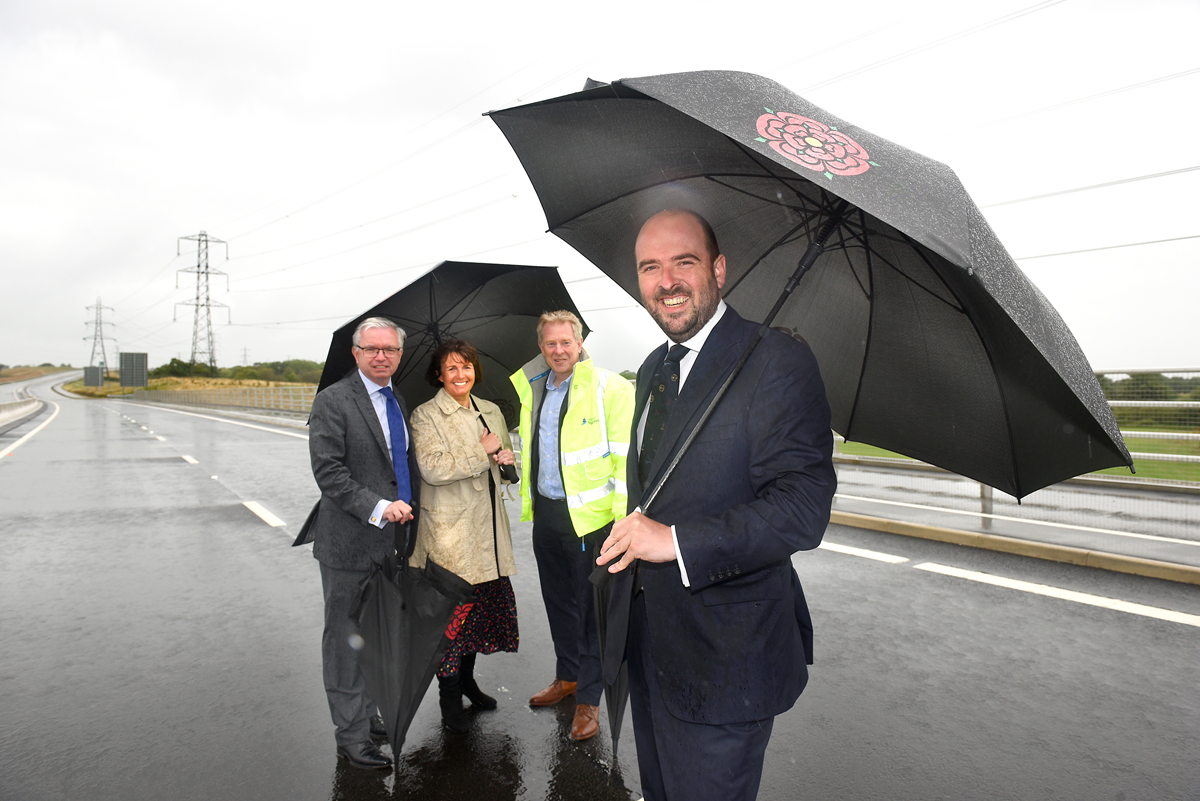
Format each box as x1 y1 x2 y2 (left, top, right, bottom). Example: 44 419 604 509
755 110 872 178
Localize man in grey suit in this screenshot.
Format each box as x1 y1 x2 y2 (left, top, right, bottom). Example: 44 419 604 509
308 317 420 770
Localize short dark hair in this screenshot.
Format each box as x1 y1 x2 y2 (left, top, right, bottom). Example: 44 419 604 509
425 338 482 387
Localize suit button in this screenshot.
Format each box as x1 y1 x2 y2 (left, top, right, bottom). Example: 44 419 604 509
708 573 716 582
733 567 741 575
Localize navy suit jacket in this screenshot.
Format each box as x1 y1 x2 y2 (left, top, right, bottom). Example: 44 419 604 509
307 371 420 570
603 307 836 725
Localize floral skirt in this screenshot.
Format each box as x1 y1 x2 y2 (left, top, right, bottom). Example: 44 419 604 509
438 576 519 677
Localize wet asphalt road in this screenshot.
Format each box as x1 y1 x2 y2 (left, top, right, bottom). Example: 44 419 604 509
2 377 1199 800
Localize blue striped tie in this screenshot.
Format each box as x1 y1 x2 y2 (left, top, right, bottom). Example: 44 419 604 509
378 386 412 504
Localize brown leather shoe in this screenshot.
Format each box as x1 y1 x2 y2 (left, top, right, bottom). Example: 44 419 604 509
529 678 576 706
570 703 600 741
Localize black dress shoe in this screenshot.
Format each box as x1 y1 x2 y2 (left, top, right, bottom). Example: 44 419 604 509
369 714 387 739
336 740 392 770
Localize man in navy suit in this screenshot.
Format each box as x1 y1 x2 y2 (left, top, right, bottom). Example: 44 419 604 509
308 317 420 770
597 209 836 800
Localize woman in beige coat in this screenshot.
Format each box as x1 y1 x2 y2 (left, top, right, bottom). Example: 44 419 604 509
410 338 518 733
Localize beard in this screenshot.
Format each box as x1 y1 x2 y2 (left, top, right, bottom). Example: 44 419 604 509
642 275 722 343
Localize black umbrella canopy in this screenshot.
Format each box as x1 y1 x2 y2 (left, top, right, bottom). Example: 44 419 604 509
489 71 1132 498
316 261 589 429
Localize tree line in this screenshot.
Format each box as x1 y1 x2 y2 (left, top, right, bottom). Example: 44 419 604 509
150 358 324 384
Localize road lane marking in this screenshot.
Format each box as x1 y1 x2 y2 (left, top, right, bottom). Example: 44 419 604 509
181 455 199 464
0 401 61 461
243 502 286 527
914 563 1200 628
155 436 166 441
118 402 308 439
819 541 909 563
836 493 1199 548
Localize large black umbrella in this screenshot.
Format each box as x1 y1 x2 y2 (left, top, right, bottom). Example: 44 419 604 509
316 260 590 430
350 552 475 757
488 70 1132 499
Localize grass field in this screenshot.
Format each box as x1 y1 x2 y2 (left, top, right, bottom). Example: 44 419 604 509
836 436 1198 484
0 366 73 384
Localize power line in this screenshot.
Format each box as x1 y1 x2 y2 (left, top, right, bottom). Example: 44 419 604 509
230 176 509 274
963 67 1200 131
1016 233 1200 261
799 0 1067 94
983 165 1200 208
230 195 518 287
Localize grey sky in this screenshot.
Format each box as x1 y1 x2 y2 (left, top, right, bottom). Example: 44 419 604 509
3 0 1197 373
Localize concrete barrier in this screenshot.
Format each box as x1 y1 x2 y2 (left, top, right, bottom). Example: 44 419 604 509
0 399 42 427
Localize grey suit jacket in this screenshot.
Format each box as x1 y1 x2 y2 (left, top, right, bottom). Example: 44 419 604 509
307 371 421 570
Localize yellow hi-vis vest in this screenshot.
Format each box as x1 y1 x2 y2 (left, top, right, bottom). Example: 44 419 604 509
510 355 635 535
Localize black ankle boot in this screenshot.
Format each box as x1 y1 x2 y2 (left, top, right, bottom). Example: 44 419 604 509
437 673 470 733
459 653 497 710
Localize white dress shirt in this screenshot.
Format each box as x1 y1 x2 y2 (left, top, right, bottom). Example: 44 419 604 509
636 300 728 586
359 370 410 529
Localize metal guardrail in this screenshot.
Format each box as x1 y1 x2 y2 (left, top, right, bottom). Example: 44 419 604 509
127 386 315 414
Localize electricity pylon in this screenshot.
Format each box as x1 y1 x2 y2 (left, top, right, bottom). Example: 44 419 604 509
175 231 229 375
84 298 117 373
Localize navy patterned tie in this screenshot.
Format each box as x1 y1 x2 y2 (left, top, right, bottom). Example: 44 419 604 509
378 386 412 504
638 344 688 486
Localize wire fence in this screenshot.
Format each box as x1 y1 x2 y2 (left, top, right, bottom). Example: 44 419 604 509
128 386 315 414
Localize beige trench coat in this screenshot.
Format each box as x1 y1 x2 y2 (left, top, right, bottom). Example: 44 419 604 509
409 387 516 586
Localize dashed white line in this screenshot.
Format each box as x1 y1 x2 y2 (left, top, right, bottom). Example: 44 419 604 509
914 563 1200 628
119 402 308 439
181 455 199 464
819 541 909 563
155 436 166 441
243 501 286 527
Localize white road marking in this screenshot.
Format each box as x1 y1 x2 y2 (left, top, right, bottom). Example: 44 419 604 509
914 563 1200 628
836 493 1199 548
118 402 308 439
0 401 61 461
181 455 199 464
140 425 148 430
244 501 286 527
819 541 909 563
155 436 166 441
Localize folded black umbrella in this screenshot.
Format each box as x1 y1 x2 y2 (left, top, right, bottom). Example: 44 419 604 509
350 553 475 757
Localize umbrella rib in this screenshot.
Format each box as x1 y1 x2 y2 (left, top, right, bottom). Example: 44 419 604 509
841 208 876 438
896 231 1024 497
836 226 966 312
723 190 845 296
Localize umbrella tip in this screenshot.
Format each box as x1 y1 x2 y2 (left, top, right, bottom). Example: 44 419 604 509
582 78 608 90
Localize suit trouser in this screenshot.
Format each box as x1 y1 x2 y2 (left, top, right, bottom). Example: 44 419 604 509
531 490 606 706
628 591 774 801
319 561 376 747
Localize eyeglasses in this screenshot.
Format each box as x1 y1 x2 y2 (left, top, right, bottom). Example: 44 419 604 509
356 346 401 357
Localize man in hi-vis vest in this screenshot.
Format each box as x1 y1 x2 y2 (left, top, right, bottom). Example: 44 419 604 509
510 310 634 742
